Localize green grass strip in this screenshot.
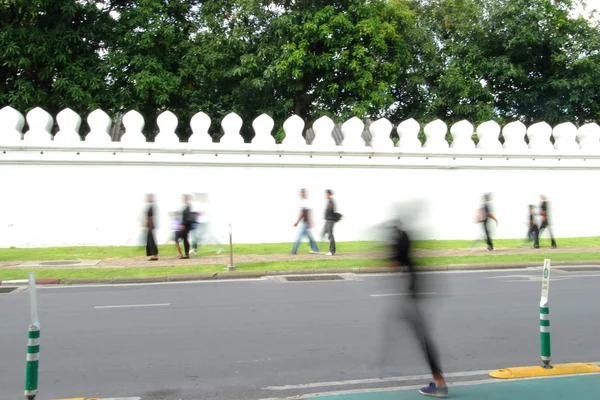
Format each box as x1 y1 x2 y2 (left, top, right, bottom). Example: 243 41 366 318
0 237 598 261
1 252 599 281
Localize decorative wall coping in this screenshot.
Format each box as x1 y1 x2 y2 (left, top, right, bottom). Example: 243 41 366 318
1 106 599 157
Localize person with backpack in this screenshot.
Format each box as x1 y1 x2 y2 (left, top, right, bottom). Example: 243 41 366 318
322 189 341 256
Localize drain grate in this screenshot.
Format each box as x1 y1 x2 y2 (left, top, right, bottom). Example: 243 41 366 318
284 275 345 282
557 267 600 272
0 287 18 294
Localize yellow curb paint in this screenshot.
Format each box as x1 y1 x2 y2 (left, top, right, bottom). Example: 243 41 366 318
490 362 600 379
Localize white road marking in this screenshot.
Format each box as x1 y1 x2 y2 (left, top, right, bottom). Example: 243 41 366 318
237 358 273 363
370 292 438 297
94 303 170 309
263 368 490 390
259 372 600 399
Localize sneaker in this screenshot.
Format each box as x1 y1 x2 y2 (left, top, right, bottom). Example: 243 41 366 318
419 382 448 398
551 244 557 249
189 249 197 255
216 248 223 254
326 252 333 256
487 246 494 251
532 245 539 249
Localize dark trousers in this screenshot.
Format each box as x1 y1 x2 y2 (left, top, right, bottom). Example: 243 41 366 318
539 220 556 245
176 229 190 255
146 229 158 256
527 224 539 247
322 220 336 254
482 220 493 248
386 230 442 377
403 295 443 376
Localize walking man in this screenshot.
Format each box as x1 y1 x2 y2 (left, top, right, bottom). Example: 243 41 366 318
480 193 498 251
291 189 319 255
322 189 337 256
175 194 193 259
389 220 448 398
145 194 159 261
539 195 557 249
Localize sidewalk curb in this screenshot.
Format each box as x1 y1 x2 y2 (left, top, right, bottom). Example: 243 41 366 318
0 278 61 286
2 260 598 286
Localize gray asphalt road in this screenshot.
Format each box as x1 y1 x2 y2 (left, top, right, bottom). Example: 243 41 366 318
1 267 599 400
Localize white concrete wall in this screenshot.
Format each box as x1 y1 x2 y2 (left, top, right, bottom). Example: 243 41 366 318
0 106 599 248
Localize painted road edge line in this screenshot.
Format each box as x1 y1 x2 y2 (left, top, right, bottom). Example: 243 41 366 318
489 362 600 379
94 303 170 309
259 372 600 399
263 368 492 390
55 398 141 400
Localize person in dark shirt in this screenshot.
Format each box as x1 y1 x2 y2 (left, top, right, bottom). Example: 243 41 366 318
175 194 193 259
145 194 159 261
526 204 540 249
388 220 448 398
539 195 557 249
322 189 337 256
480 193 499 251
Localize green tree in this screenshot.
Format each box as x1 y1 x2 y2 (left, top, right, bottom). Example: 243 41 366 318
189 0 423 141
414 0 600 126
482 0 600 125
103 0 200 140
0 0 112 120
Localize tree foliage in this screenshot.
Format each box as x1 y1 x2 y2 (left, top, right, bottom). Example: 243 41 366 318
1 0 599 140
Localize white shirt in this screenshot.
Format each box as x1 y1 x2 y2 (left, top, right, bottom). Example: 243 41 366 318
299 199 311 211
299 199 312 223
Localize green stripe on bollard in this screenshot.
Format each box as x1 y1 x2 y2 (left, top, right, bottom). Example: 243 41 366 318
540 306 551 365
25 325 40 398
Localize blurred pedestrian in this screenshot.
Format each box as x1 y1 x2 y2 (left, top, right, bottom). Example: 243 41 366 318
480 193 498 251
175 194 193 259
190 193 223 255
169 211 181 244
145 194 158 261
189 194 202 255
539 195 557 249
291 189 319 255
520 204 539 249
389 220 447 398
322 189 340 256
